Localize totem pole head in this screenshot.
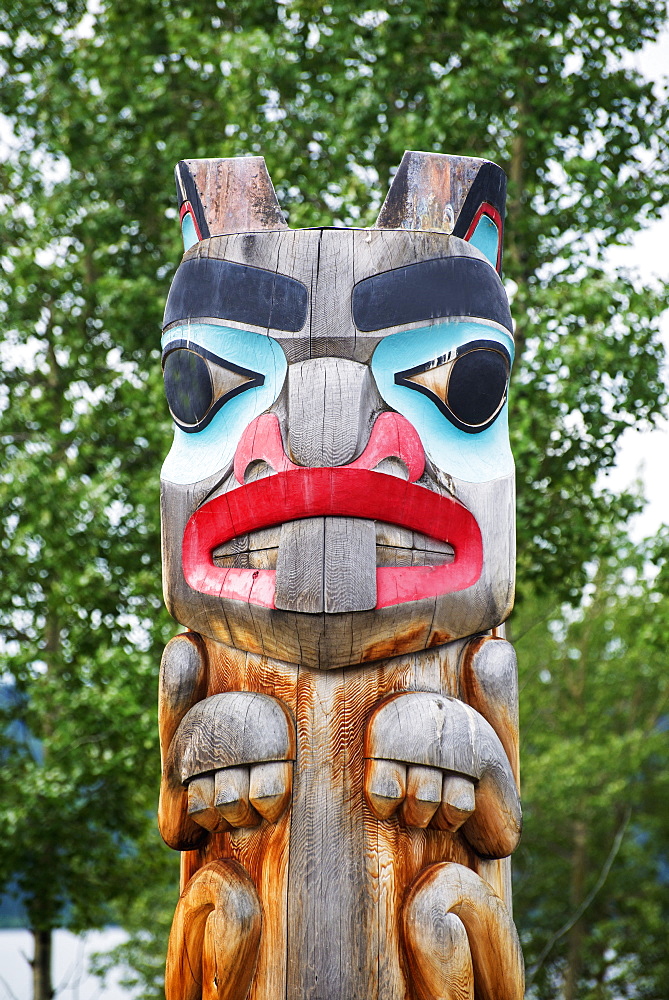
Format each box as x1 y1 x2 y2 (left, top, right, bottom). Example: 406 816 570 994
160 153 514 668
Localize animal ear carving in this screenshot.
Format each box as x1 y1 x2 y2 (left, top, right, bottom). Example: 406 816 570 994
175 156 288 247
375 151 506 273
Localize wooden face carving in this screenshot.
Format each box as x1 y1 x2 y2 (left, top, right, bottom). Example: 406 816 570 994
160 166 514 669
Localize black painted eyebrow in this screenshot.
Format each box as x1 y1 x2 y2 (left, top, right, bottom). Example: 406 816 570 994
352 257 512 333
163 257 309 333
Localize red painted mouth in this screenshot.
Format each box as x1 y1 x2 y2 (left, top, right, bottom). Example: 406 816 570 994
182 468 483 609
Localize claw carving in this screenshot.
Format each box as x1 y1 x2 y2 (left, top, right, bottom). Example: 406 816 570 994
364 691 521 857
162 691 295 841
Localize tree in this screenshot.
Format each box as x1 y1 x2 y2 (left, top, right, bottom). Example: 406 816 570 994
513 537 669 999
0 1 668 997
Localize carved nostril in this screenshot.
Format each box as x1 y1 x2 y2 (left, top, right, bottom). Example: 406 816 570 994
234 414 297 485
243 460 275 484
372 457 410 480
348 412 425 483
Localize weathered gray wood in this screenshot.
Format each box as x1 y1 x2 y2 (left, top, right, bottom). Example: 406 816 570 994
249 761 293 823
286 666 371 1000
375 150 487 234
401 764 443 828
158 633 211 850
276 357 380 613
351 226 485 286
438 775 476 832
459 636 519 782
428 474 515 649
161 256 515 672
376 521 456 554
159 150 522 1000
158 632 209 753
286 356 375 467
324 516 377 613
213 533 249 558
274 517 325 613
366 692 482 776
161 634 519 1000
376 545 452 567
165 859 262 1000
364 758 406 820
365 691 521 858
375 522 413 548
403 863 524 1000
187 775 229 833
167 691 296 784
308 227 357 354
376 544 413 567
247 548 278 570
214 766 260 828
183 227 490 367
214 527 280 570
406 907 474 1000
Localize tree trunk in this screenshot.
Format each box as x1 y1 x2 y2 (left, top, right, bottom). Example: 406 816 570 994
31 928 54 1000
563 818 587 1000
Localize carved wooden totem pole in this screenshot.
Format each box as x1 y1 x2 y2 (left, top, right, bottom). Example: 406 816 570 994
158 151 523 1000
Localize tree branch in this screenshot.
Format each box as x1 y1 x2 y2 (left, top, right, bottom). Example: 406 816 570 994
525 804 632 990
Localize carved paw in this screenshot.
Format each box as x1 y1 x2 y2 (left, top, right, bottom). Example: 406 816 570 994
187 760 293 831
363 691 521 858
365 758 476 831
166 691 295 831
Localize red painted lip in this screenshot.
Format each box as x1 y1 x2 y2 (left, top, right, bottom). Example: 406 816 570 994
182 468 483 610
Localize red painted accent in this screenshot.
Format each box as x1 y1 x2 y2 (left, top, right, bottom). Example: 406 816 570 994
234 413 298 483
234 411 425 485
463 201 503 273
179 201 203 242
347 412 425 482
182 469 483 609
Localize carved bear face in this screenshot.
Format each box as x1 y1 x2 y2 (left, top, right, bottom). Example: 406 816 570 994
159 156 514 669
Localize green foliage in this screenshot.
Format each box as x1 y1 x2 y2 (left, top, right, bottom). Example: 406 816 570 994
89 836 179 1000
0 0 668 996
514 540 669 998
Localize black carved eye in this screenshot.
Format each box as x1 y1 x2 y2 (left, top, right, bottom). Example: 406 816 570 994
447 349 509 426
162 343 265 433
395 340 510 434
163 349 213 427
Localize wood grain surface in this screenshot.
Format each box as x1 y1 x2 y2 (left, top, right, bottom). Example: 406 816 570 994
403 862 524 1000
376 151 486 233
160 152 521 1000
165 859 262 1000
159 635 522 1000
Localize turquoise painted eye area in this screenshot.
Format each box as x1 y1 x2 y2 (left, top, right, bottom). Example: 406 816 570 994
160 324 287 486
162 343 264 433
371 322 514 483
395 340 510 434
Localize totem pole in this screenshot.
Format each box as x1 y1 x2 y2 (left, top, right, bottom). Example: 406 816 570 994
158 151 523 1000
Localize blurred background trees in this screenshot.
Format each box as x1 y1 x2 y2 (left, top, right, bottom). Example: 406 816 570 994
1 2 668 998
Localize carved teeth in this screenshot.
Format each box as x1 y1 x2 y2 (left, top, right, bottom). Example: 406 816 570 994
375 521 455 564
212 520 455 571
